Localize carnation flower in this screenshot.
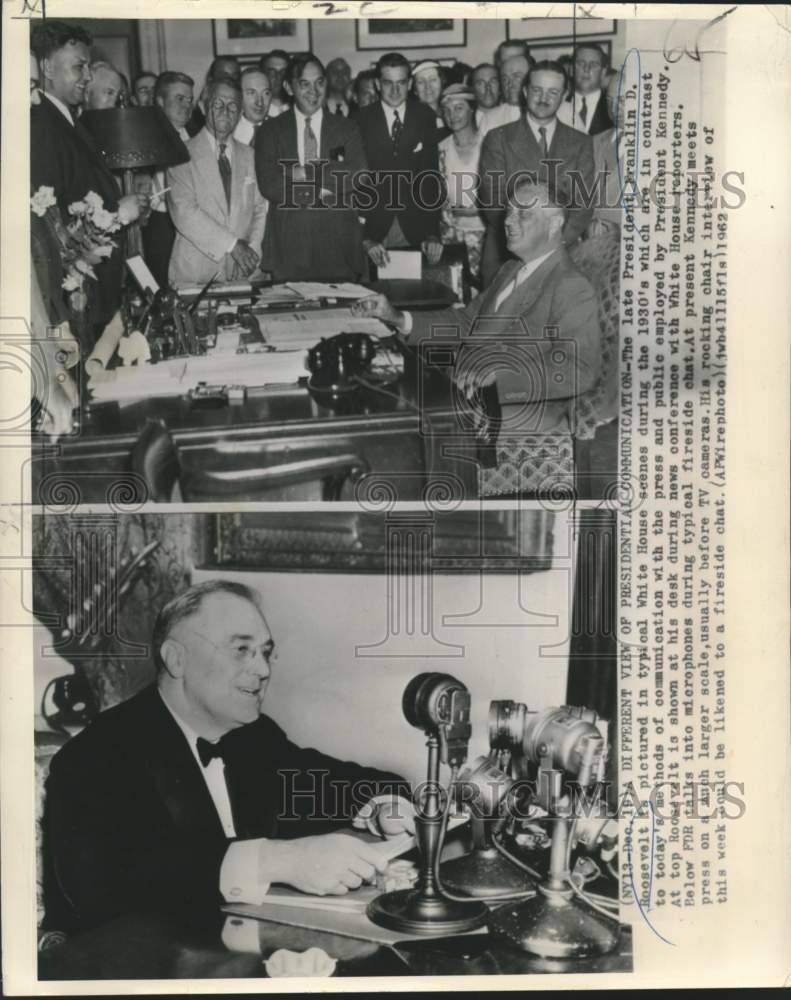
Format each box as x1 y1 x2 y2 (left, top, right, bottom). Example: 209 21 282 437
30 186 56 217
84 191 104 211
62 272 81 292
91 206 117 231
68 201 87 216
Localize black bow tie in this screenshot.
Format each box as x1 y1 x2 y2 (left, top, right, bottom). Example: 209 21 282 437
196 736 229 767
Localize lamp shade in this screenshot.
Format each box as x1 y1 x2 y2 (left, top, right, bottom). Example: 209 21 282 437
80 107 190 170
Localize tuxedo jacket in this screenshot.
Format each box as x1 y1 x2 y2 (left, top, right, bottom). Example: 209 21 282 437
167 129 268 287
354 99 443 245
42 684 407 933
30 96 123 328
561 90 613 137
409 250 601 432
478 117 595 285
255 110 368 281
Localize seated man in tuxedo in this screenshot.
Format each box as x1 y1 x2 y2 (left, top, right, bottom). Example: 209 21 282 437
478 59 595 284
255 53 368 282
353 178 601 436
167 76 268 287
42 580 413 933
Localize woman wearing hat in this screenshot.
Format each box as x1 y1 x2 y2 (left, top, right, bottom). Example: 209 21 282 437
437 83 486 283
412 60 451 141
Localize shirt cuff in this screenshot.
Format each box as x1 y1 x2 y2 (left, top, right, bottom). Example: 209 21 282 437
401 310 413 336
220 839 270 905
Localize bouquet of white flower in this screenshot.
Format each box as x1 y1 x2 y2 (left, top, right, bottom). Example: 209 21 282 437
30 186 125 313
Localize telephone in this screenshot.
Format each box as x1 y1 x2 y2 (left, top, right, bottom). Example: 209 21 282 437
306 332 379 396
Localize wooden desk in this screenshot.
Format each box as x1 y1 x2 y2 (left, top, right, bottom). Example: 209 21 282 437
38 905 632 980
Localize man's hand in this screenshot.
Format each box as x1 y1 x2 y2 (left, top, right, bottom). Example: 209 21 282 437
363 240 390 269
421 236 444 266
230 239 260 279
259 833 388 896
118 193 149 225
351 293 406 333
354 796 416 838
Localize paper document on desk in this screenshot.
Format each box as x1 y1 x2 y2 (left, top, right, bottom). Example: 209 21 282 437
285 282 373 300
378 250 422 280
257 308 390 350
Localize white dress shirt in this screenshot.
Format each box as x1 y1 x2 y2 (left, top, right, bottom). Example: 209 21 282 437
157 690 271 905
477 103 521 135
381 100 407 137
326 98 351 117
152 125 190 213
525 112 557 151
293 105 324 165
558 89 601 134
234 115 267 146
42 91 75 125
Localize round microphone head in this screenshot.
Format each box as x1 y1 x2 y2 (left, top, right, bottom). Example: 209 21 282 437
402 672 467 731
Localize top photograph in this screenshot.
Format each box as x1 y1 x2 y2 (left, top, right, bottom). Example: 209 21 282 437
29 14 628 504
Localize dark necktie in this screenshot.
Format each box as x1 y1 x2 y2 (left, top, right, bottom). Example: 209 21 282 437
580 96 589 126
304 115 318 162
218 142 232 209
334 102 344 116
539 125 548 161
391 108 403 155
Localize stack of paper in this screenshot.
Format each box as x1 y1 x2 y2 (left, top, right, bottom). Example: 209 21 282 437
257 308 390 351
285 282 373 300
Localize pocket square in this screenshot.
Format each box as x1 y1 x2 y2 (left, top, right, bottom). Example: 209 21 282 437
329 145 346 162
412 142 423 153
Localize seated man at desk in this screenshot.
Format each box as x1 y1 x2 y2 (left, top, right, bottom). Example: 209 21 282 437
353 178 602 436
167 76 268 288
42 581 413 934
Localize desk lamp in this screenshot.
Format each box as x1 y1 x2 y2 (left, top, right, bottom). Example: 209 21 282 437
80 106 189 257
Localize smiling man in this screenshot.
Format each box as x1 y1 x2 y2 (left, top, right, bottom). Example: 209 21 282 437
43 581 412 933
255 53 368 281
167 76 268 286
477 59 594 283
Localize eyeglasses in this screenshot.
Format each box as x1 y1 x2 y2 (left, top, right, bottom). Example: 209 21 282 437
210 99 240 114
527 87 563 99
187 629 276 667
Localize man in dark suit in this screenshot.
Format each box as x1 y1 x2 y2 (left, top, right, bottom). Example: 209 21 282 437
255 54 368 281
353 178 601 438
478 59 595 285
325 57 356 117
43 580 412 934
557 43 613 137
354 52 444 271
30 21 145 343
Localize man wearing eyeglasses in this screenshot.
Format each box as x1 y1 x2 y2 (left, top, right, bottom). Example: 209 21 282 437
557 43 613 137
478 59 594 284
42 580 413 933
167 76 268 287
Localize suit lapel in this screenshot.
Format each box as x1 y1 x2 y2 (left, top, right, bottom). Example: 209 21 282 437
229 137 246 227
140 688 226 840
509 249 566 316
193 130 229 219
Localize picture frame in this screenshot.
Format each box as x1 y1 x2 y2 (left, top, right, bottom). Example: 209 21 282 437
356 18 466 51
506 17 617 43
212 18 312 58
208 510 555 574
528 39 613 67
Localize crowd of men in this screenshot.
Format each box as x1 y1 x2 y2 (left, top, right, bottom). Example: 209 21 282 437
31 20 626 330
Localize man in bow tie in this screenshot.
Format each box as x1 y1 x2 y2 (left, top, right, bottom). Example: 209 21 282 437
353 177 601 437
42 580 413 933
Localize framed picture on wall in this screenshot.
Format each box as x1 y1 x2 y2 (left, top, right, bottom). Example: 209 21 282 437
212 18 312 57
507 17 617 42
356 18 466 50
529 39 613 66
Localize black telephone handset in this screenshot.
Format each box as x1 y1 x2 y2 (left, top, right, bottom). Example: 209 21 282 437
306 332 378 395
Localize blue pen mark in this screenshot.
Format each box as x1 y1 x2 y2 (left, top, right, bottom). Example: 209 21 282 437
614 48 642 237
625 801 676 946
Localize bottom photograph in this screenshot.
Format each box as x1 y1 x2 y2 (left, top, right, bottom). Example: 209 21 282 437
31 506 630 981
